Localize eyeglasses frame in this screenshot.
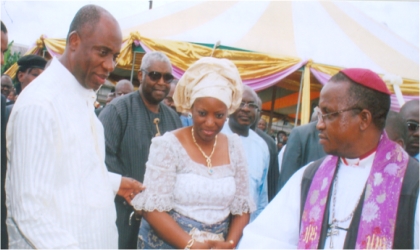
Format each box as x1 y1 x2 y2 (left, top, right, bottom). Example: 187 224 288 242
315 106 362 123
239 101 259 111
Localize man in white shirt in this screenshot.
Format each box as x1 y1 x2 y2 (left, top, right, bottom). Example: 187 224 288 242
238 68 419 249
5 5 144 248
222 85 269 222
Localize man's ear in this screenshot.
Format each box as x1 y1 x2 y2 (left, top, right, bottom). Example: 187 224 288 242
395 138 406 149
137 71 143 85
67 31 80 51
359 109 372 131
17 71 25 83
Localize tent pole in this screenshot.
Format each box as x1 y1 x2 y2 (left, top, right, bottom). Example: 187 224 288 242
130 51 137 83
295 69 304 127
268 85 277 133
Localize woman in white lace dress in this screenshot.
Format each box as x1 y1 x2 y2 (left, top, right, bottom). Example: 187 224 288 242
131 57 255 249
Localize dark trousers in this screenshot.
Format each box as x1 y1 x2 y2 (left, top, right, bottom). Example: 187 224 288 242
115 197 140 249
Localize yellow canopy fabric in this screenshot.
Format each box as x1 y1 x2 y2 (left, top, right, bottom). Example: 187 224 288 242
4 32 418 126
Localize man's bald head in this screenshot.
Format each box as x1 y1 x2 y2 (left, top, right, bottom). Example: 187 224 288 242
400 100 419 119
115 79 134 97
67 5 111 41
385 111 408 149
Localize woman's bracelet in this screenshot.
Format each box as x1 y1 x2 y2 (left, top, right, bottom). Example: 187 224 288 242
184 238 194 250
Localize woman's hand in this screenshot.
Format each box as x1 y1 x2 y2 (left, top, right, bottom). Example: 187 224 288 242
207 240 234 249
191 240 212 249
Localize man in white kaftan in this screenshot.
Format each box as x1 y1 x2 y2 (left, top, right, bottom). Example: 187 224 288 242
5 5 143 249
221 85 269 222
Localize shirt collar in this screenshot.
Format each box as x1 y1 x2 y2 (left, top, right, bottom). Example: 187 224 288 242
341 150 376 168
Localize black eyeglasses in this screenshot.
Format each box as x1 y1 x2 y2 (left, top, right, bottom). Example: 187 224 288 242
315 106 362 122
407 121 419 132
239 102 259 111
141 69 174 83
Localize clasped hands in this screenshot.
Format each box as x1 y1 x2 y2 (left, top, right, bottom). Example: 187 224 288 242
117 177 146 205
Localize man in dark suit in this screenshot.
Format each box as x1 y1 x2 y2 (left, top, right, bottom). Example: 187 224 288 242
277 120 326 191
99 51 182 249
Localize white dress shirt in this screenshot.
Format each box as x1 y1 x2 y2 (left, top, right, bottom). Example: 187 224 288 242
6 57 121 249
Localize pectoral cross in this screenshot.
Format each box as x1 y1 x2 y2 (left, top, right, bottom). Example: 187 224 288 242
327 220 339 248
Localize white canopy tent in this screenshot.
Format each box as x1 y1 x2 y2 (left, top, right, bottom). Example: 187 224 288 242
120 1 419 81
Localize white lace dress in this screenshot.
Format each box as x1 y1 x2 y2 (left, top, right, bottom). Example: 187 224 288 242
132 131 255 248
132 131 255 222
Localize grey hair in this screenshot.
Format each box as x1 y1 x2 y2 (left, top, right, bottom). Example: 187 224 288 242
115 79 134 92
139 51 172 76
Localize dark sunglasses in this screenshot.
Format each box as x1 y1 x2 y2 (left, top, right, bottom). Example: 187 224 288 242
407 121 419 132
142 69 174 83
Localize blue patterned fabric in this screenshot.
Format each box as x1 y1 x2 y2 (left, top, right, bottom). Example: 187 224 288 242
137 210 229 249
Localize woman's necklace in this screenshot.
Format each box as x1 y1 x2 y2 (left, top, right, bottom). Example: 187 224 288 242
191 127 217 174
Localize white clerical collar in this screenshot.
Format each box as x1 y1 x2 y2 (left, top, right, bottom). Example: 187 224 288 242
341 150 376 168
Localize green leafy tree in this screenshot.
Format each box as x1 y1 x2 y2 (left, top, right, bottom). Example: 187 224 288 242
1 41 21 75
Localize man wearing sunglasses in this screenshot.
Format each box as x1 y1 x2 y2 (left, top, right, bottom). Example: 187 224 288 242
239 68 418 249
99 51 182 249
400 100 419 160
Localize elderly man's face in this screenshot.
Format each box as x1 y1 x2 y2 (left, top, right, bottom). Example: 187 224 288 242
71 15 122 91
230 88 259 129
1 31 8 66
316 81 361 157
138 61 172 105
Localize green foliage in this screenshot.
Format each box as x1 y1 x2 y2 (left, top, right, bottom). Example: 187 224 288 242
1 41 21 75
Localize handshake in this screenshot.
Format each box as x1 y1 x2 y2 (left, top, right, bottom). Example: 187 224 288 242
117 177 146 204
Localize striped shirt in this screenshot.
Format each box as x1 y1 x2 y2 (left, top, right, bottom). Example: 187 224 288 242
6 57 121 248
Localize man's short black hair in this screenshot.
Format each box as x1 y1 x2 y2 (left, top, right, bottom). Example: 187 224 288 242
330 72 390 130
66 5 102 41
1 21 7 34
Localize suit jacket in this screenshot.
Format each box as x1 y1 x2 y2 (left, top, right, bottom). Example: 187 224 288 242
255 128 279 202
278 121 326 191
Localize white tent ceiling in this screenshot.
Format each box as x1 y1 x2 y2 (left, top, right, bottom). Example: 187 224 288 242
120 1 419 81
